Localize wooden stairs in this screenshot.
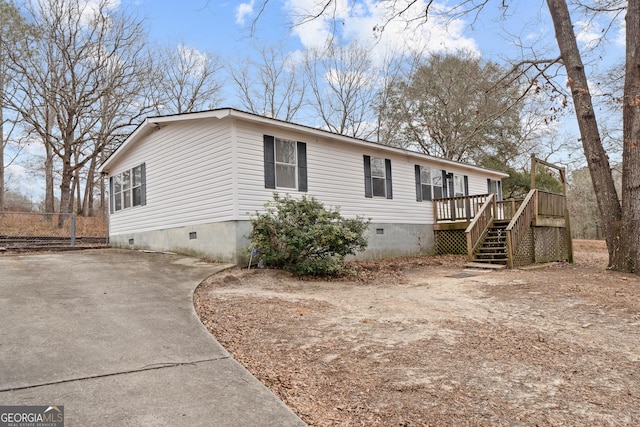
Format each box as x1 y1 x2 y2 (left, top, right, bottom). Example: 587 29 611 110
465 219 510 269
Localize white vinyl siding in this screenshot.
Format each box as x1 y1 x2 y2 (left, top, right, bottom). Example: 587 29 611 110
108 120 234 235
236 121 428 224
106 113 505 235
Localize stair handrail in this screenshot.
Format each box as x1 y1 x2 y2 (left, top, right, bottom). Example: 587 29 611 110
465 193 496 262
505 189 537 269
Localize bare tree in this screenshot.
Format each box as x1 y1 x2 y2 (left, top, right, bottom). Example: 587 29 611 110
254 0 640 273
229 44 306 121
304 42 379 139
7 0 153 223
153 42 224 114
0 0 29 212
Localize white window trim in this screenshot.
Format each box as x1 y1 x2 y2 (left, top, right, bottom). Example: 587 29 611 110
275 138 297 190
112 164 144 212
370 156 387 198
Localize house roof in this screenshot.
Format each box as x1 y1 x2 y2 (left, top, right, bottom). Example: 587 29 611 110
98 108 509 178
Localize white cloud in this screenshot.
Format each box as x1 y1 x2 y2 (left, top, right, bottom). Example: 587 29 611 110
236 0 255 25
575 20 601 50
177 44 208 76
283 0 478 64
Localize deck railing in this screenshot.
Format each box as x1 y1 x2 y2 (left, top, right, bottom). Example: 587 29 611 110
496 199 523 221
433 194 490 222
537 190 566 218
505 189 537 269
465 193 496 261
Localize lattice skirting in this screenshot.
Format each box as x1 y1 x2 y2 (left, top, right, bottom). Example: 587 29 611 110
434 230 467 255
534 227 569 263
435 226 571 265
512 228 535 267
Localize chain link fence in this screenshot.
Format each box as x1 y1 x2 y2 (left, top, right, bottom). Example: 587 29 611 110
0 212 108 251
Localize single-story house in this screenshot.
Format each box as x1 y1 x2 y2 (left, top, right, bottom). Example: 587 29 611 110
98 108 508 264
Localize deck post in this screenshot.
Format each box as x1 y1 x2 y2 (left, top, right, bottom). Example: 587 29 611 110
506 229 514 269
565 206 574 263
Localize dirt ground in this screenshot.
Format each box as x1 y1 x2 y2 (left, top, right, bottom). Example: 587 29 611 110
194 241 640 426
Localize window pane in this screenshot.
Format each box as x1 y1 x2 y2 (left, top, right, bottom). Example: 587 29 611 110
275 139 296 164
454 175 464 195
132 187 142 206
122 170 131 190
123 190 131 208
432 170 442 187
421 184 432 201
433 186 443 199
370 157 385 178
114 175 122 193
372 177 386 197
132 166 142 186
276 164 296 188
420 166 431 183
115 194 122 211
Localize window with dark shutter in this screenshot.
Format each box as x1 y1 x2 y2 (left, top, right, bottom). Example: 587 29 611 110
416 165 434 202
364 155 391 198
264 135 307 191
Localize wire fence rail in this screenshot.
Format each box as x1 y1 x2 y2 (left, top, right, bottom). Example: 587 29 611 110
0 212 108 251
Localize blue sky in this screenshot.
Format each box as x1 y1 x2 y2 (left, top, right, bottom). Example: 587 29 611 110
134 1 625 67
131 0 626 113
4 0 629 200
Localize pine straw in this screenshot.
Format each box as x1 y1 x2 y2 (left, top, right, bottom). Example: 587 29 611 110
194 246 640 426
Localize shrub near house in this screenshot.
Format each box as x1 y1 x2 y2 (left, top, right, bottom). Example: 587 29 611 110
249 193 370 276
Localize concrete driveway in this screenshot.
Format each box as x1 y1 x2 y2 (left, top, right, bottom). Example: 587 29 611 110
0 249 305 426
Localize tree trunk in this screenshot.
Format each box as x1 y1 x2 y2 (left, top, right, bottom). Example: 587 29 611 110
57 148 72 228
82 155 96 216
620 0 640 273
44 141 55 213
0 97 4 213
546 0 623 266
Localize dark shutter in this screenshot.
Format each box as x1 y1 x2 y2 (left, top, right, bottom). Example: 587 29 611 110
415 165 422 202
487 178 492 194
497 180 503 201
109 176 114 214
463 175 471 219
385 158 393 199
297 142 307 192
263 135 275 189
363 155 372 198
442 170 448 197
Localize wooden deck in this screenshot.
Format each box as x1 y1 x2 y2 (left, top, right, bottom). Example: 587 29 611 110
433 191 572 268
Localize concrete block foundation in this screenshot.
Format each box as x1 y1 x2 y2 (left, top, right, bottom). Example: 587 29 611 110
109 221 435 265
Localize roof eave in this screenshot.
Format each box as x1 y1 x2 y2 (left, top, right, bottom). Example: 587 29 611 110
98 108 509 179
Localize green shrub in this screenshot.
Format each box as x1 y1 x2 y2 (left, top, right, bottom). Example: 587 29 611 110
249 193 370 276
